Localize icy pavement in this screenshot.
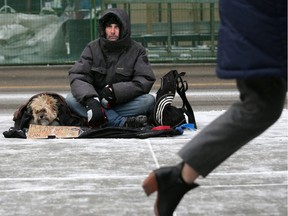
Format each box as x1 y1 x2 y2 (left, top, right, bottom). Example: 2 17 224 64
0 110 287 216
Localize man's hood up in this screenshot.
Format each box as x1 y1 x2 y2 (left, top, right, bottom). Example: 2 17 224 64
99 8 131 39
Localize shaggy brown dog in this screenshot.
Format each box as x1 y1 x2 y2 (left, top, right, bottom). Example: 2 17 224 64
28 94 60 126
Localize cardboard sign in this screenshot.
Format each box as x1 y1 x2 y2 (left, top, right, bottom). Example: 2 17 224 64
27 125 81 139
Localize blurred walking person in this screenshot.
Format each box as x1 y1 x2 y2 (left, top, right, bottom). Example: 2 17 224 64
142 0 287 215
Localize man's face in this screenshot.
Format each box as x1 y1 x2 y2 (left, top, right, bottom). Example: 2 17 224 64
105 24 120 41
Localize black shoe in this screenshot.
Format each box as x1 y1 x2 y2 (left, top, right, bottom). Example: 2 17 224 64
125 115 148 128
142 162 199 216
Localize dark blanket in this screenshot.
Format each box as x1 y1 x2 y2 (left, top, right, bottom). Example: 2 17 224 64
3 126 183 139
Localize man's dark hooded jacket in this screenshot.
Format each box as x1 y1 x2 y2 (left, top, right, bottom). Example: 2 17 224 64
68 8 155 105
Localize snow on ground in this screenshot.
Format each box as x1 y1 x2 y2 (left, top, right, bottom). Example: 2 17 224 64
0 110 287 216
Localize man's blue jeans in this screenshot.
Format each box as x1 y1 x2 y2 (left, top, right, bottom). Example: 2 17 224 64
66 93 155 127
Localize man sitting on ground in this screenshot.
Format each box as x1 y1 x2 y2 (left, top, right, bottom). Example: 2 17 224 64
66 8 156 128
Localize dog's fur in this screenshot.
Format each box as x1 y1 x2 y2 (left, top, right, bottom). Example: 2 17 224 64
28 94 60 126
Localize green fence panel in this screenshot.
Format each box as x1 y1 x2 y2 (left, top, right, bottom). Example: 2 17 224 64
0 0 219 65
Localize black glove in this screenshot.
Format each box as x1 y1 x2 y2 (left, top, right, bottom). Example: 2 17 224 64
85 98 106 127
99 85 116 109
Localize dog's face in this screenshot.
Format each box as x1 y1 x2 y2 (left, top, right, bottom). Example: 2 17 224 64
29 94 59 126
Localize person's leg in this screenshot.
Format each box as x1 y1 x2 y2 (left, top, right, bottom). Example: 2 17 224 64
105 94 155 127
65 92 87 118
113 94 155 117
65 92 128 127
179 77 287 178
66 93 155 127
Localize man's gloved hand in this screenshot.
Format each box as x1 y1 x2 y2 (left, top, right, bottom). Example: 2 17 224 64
99 85 116 109
85 98 106 127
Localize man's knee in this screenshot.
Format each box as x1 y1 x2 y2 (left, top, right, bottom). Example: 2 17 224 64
143 94 155 106
65 93 87 118
65 92 76 106
141 94 155 112
262 104 284 127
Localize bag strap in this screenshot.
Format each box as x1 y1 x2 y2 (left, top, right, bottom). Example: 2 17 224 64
175 72 198 129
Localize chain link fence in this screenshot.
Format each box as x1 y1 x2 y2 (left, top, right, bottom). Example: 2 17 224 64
0 0 219 65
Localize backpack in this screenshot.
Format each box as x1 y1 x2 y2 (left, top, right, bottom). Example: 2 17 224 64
153 70 197 129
